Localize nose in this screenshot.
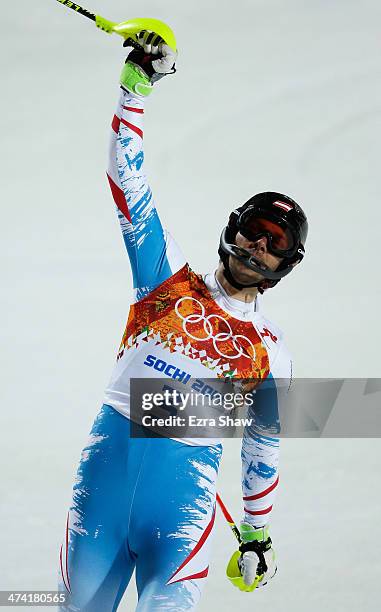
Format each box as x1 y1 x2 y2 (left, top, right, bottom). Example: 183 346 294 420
248 235 268 253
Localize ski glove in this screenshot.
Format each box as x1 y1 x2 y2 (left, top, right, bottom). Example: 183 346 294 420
120 30 177 97
226 523 277 592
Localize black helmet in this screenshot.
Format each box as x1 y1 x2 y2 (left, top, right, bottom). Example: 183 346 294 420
218 192 308 293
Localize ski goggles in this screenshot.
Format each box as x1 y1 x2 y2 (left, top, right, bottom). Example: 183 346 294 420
238 215 297 257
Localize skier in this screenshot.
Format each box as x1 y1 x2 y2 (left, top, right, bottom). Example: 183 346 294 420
59 32 308 611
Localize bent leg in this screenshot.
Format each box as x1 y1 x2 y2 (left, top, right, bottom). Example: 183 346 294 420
58 406 139 611
132 443 222 611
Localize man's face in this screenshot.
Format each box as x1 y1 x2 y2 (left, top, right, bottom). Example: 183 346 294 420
228 231 284 285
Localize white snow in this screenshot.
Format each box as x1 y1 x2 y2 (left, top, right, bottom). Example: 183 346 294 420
1 0 380 610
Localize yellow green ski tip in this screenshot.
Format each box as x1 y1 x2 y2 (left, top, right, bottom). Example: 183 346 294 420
95 16 177 51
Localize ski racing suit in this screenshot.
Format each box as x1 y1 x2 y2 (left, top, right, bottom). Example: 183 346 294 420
58 89 292 611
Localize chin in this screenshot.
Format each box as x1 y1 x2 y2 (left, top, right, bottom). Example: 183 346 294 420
231 268 264 285
229 258 268 286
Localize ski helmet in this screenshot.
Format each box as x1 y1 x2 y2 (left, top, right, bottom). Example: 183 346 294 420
218 192 308 293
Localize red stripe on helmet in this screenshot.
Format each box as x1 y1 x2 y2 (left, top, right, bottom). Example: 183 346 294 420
273 201 293 212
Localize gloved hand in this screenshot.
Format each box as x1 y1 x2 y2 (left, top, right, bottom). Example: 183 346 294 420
226 523 277 592
120 30 177 97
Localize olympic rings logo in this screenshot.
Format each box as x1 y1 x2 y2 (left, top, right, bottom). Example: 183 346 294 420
175 297 256 360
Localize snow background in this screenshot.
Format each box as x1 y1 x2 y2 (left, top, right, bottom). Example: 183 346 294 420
1 0 381 610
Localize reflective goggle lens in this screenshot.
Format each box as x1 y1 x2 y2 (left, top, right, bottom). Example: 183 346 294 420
241 217 295 253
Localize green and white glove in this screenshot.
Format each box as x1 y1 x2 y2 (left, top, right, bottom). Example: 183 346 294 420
120 31 178 97
226 523 277 592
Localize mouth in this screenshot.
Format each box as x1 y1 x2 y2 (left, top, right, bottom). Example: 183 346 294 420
232 245 266 264
233 257 265 278
249 253 267 269
241 251 268 271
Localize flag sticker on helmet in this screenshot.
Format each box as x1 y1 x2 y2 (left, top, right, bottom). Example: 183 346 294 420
273 201 293 212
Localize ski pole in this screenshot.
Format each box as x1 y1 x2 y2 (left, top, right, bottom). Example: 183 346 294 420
55 0 177 50
216 493 241 544
56 0 95 22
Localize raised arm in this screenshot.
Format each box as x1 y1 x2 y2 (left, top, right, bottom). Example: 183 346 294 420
107 35 186 301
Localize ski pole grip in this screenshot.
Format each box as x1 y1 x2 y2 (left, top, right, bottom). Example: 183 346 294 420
95 15 117 33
